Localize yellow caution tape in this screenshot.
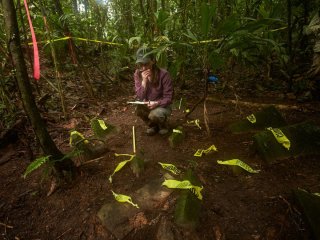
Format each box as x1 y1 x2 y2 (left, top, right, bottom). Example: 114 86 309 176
28 36 71 45
162 179 203 200
267 127 290 150
246 114 256 123
194 144 217 157
185 109 190 113
111 191 139 208
194 149 204 157
203 145 218 154
29 28 286 47
109 153 135 183
187 119 201 129
190 38 223 44
314 193 320 197
158 162 181 175
217 159 260 173
28 36 123 46
98 119 108 130
269 26 287 32
173 129 182 134
69 130 89 146
73 37 123 46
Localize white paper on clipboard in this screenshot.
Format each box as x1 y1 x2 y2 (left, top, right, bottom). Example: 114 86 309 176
127 101 148 105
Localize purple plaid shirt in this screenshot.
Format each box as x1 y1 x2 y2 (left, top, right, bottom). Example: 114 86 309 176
134 68 173 107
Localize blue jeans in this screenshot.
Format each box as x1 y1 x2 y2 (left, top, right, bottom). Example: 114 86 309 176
136 105 172 127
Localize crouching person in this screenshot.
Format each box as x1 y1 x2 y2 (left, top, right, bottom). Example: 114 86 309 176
134 47 174 136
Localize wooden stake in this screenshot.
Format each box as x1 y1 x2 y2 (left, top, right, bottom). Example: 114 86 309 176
132 126 136 154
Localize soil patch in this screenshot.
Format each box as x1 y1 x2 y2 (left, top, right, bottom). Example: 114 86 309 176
1 87 320 240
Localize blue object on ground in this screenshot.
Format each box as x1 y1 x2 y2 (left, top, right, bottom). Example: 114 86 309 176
208 75 219 83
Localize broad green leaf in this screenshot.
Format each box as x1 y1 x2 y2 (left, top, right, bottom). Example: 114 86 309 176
200 2 210 37
111 191 139 208
23 155 51 178
183 29 198 42
216 15 239 35
200 2 216 37
128 36 141 48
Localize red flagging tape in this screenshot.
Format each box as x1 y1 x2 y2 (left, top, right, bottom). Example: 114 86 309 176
23 0 40 80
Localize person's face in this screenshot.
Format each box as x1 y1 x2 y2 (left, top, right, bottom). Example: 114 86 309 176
137 60 154 72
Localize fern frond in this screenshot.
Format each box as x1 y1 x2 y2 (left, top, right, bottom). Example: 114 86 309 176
23 155 51 178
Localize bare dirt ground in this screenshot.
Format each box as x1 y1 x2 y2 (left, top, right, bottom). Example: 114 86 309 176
1 77 320 240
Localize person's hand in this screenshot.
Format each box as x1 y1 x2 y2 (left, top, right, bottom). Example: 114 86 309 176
141 69 151 89
147 101 159 109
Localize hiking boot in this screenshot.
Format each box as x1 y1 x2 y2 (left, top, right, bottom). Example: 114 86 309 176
158 128 169 135
146 126 158 136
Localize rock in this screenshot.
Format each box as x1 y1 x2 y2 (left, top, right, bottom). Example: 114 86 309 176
168 126 185 148
228 106 287 133
253 121 320 162
97 202 140 239
134 177 174 210
293 189 320 240
98 175 175 239
156 217 175 240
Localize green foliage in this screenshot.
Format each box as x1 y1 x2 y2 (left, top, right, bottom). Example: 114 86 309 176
200 2 216 38
128 37 141 48
23 155 51 178
155 9 170 34
23 149 82 179
0 73 18 129
1 0 317 94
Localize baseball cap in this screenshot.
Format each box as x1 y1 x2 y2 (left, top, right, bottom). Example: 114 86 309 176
135 47 154 64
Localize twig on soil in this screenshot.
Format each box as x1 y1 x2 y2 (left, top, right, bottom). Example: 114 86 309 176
279 195 301 216
207 97 302 111
18 190 33 198
0 222 13 229
80 156 105 166
55 228 72 240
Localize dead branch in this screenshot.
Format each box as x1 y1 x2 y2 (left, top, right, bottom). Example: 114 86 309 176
207 97 305 111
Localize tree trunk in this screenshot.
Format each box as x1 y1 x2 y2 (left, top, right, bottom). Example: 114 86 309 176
161 0 165 11
126 2 135 36
72 0 78 13
287 0 293 91
1 0 75 178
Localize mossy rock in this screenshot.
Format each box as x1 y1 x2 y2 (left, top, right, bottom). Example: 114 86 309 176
174 169 202 229
130 155 144 178
229 105 287 133
293 189 320 240
253 121 320 163
90 118 115 138
69 130 93 157
168 126 185 148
